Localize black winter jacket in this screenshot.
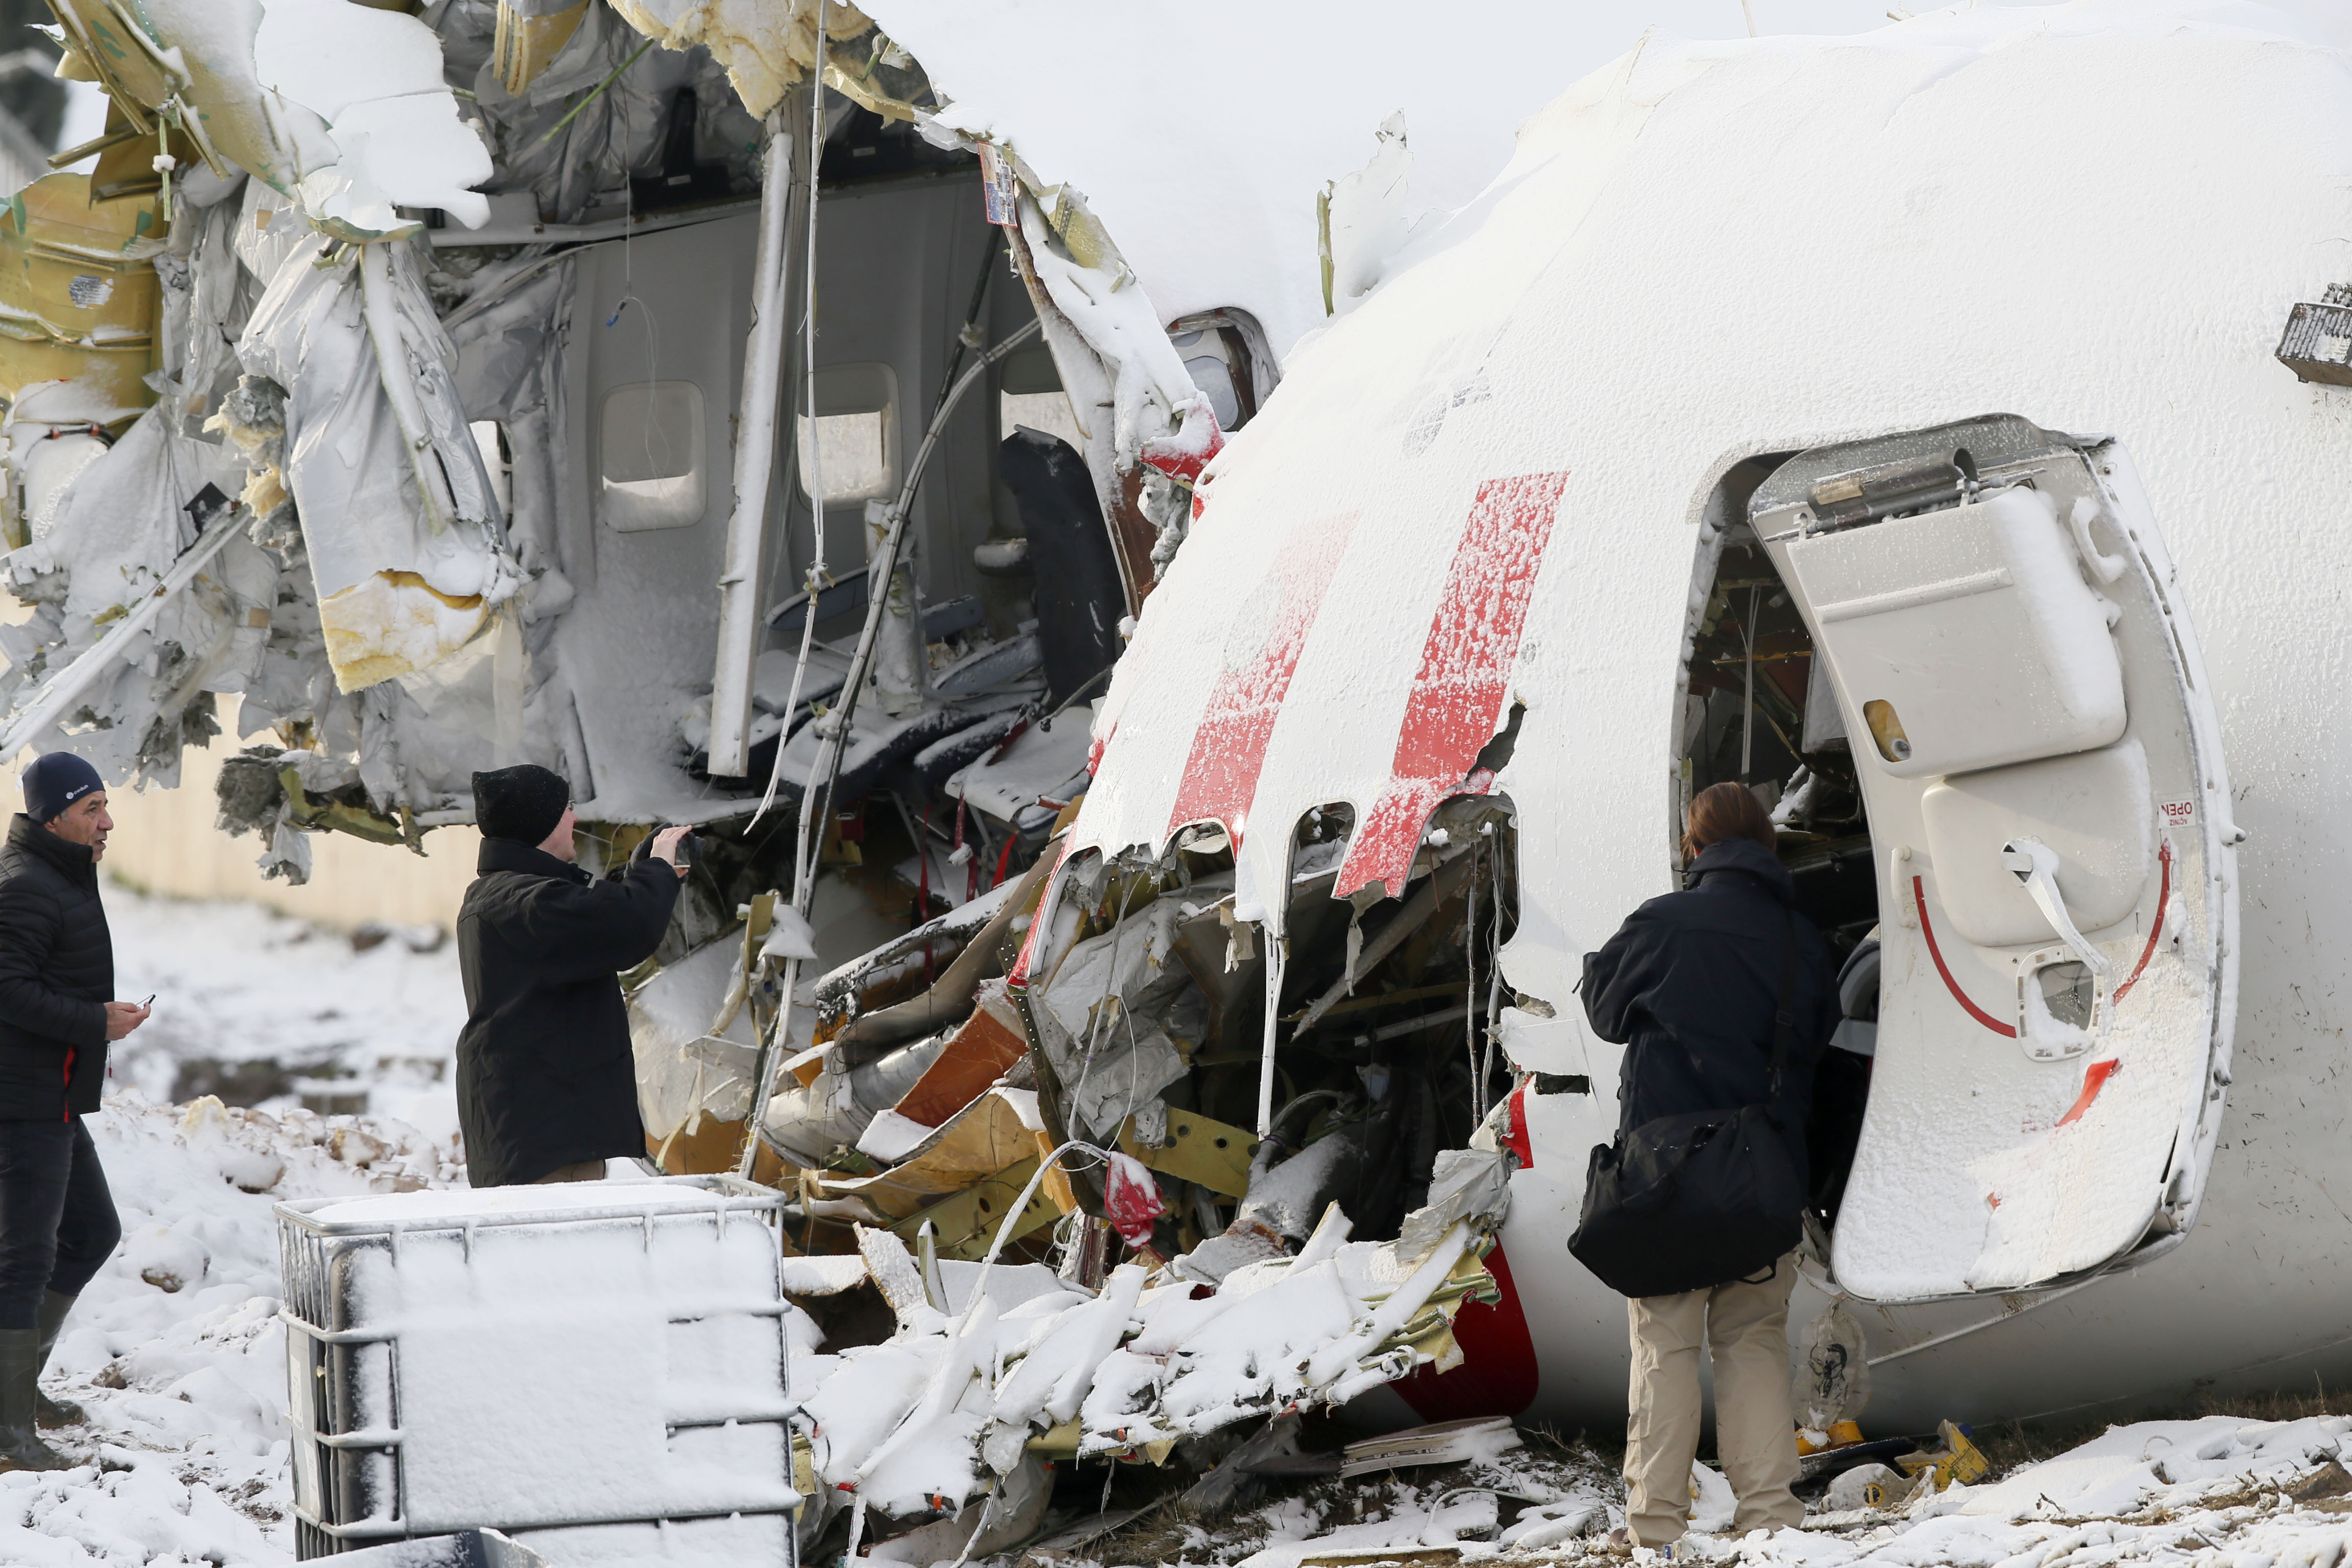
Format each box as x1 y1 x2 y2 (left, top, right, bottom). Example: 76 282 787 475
1581 837 1840 1180
455 838 679 1187
0 814 111 1120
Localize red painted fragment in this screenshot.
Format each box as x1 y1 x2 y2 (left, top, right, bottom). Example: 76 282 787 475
1393 1241 1539 1420
1004 837 1075 987
1335 472 1569 900
1164 512 1361 846
1139 401 1225 485
1502 1080 1533 1169
2056 1057 2123 1127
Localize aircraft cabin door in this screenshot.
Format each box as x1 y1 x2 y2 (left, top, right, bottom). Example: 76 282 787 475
1751 415 2238 1302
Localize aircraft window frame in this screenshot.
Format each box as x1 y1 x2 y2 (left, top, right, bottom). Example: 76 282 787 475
797 361 900 506
598 379 707 533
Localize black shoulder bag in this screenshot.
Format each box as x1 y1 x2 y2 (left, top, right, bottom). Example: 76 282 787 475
1568 912 1807 1298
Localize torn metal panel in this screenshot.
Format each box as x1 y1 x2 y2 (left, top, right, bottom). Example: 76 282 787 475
46 0 491 242
0 173 164 420
236 235 517 691
605 0 883 121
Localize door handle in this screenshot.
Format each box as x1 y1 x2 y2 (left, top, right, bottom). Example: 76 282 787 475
2000 839 2111 976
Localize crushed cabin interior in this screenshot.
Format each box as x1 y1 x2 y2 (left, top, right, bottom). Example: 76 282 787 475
1678 415 2233 1303
434 100 1276 972
779 793 1527 1268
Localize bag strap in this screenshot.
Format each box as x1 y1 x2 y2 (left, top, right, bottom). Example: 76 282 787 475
1767 909 1801 1096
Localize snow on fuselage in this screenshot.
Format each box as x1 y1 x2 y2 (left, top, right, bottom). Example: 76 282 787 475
1071 5 2352 1429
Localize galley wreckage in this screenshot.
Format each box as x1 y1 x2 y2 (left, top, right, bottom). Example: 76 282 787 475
0 0 1528 1546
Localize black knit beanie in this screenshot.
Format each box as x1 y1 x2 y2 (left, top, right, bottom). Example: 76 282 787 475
472 765 570 846
21 752 103 824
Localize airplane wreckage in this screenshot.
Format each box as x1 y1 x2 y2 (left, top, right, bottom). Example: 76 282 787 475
5 0 2352 1554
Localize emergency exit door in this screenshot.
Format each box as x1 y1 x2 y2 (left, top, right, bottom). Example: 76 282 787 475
1751 415 2238 1301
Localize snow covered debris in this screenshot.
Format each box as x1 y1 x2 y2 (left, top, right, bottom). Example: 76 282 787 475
788 1203 1500 1528
3 1091 461 1567
50 0 491 242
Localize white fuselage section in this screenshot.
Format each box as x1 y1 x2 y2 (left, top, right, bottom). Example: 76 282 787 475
1070 6 2352 1429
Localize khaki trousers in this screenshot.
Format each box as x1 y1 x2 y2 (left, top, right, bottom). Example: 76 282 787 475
1623 1252 1804 1546
530 1160 607 1184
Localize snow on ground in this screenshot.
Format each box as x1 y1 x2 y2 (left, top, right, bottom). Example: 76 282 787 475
104 883 467 1149
1146 1416 2352 1568
12 1092 459 1567
0 882 469 1566
30 887 2352 1568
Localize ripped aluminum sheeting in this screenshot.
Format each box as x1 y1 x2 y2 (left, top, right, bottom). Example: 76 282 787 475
50 0 489 242
606 0 891 121
794 1204 1500 1523
236 233 517 692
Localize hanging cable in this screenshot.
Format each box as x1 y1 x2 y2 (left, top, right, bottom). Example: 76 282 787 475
1741 583 1759 779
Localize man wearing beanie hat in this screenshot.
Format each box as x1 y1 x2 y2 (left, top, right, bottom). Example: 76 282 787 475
0 753 150 1471
456 764 689 1187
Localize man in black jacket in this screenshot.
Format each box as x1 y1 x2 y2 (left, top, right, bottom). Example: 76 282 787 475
0 753 148 1471
456 765 685 1187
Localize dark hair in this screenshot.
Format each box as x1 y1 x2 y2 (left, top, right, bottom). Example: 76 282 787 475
1682 781 1776 862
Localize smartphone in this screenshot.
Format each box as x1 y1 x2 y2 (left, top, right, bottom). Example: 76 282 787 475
673 830 695 873
139 993 155 1009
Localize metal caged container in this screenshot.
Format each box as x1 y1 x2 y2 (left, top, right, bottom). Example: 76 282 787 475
276 1176 800 1564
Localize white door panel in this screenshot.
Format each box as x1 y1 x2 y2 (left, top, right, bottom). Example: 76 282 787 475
1788 485 2126 777
1753 414 2235 1302
1921 740 2151 948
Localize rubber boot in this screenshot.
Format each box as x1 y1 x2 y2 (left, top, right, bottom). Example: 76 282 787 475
33 1293 81 1428
0 1329 68 1471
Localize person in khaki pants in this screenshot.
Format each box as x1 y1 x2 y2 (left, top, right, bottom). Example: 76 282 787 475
1581 783 1840 1549
1623 1256 1804 1545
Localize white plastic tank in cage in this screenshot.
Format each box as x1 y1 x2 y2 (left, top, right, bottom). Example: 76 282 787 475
276 1176 798 1564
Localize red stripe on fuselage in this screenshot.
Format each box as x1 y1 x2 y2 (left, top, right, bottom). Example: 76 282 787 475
1164 512 1360 847
1336 473 1568 900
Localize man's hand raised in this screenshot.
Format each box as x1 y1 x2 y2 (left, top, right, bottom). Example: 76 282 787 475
649 825 692 879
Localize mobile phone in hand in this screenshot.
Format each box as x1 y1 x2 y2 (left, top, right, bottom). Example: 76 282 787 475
673 830 695 873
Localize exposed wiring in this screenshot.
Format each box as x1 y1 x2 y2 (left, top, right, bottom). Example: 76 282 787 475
538 35 656 143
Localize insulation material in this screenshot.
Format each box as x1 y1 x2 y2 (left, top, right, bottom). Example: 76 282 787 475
2 380 146 548
606 0 875 120
451 0 756 227
236 235 518 691
805 1085 1046 1224
0 404 256 781
762 1035 945 1169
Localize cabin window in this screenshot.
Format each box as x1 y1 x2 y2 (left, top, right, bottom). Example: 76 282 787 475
600 380 706 532
1171 328 1242 430
797 362 898 505
997 341 1086 455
